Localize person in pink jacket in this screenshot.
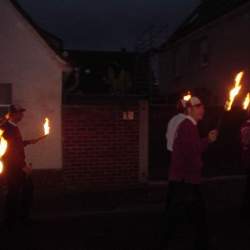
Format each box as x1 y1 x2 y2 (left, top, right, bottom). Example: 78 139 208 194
163 96 218 250
166 99 187 152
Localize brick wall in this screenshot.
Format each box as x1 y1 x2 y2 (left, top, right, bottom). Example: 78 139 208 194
62 101 142 191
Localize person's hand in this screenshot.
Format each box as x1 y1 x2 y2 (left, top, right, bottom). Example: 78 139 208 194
208 129 218 143
30 139 40 144
38 135 48 140
31 135 48 144
22 164 32 175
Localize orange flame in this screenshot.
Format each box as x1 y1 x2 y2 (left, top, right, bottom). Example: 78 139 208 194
225 71 244 111
44 118 50 136
0 162 3 174
183 91 192 102
0 129 8 174
243 93 250 110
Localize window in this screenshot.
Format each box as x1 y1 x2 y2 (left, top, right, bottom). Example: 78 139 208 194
0 83 12 117
200 38 209 67
188 37 209 71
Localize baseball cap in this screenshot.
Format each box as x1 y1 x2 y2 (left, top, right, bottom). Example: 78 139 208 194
8 104 26 114
187 96 203 107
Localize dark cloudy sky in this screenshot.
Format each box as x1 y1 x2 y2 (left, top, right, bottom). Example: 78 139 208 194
18 0 200 51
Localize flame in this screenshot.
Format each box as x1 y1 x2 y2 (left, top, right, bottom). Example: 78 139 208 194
0 129 8 174
183 91 192 102
225 71 244 111
0 136 7 157
44 118 50 136
0 161 3 174
243 93 250 110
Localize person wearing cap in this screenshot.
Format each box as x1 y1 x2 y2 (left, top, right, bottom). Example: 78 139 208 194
1 105 45 230
163 97 218 250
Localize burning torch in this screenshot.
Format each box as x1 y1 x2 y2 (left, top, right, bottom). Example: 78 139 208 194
39 117 50 140
180 91 192 108
43 117 50 136
29 117 50 144
0 129 8 174
39 117 50 139
243 93 250 111
183 91 192 102
225 71 244 111
217 71 244 129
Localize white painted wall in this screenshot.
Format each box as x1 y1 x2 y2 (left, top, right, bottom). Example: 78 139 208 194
0 0 69 169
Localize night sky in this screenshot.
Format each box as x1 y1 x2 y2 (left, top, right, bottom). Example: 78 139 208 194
18 0 200 51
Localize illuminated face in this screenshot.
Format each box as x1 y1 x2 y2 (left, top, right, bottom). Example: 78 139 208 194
188 104 205 122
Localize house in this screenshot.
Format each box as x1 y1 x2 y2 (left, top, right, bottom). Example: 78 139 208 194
159 0 250 105
0 0 149 191
0 0 72 183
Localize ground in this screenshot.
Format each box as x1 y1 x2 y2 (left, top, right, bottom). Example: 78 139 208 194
1 205 250 250
0 178 249 250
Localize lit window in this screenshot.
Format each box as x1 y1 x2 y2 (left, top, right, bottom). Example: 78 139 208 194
84 68 91 75
0 83 12 116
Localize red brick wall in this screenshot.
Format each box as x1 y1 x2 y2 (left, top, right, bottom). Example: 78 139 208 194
62 103 140 190
31 170 63 191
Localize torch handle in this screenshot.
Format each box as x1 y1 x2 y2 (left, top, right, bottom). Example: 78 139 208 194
38 135 48 141
32 135 48 143
216 110 226 131
217 117 223 130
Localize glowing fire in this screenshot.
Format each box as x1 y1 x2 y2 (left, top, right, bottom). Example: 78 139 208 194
0 129 8 174
43 118 50 136
243 93 250 110
0 162 3 174
183 92 192 102
225 71 244 111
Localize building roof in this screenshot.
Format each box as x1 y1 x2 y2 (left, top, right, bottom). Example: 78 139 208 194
64 50 137 68
169 0 250 43
9 0 65 62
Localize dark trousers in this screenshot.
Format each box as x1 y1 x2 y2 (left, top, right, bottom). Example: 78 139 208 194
242 170 250 216
162 181 209 250
4 170 34 229
241 154 250 216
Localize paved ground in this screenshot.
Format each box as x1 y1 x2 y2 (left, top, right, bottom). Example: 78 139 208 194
1 207 250 250
0 178 249 250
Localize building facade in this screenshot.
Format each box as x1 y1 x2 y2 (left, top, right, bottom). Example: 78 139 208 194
0 0 149 191
159 0 250 105
0 0 71 172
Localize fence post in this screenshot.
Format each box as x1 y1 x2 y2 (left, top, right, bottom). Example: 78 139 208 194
139 100 149 182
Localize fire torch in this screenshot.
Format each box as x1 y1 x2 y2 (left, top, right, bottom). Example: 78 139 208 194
0 129 8 174
217 71 244 129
